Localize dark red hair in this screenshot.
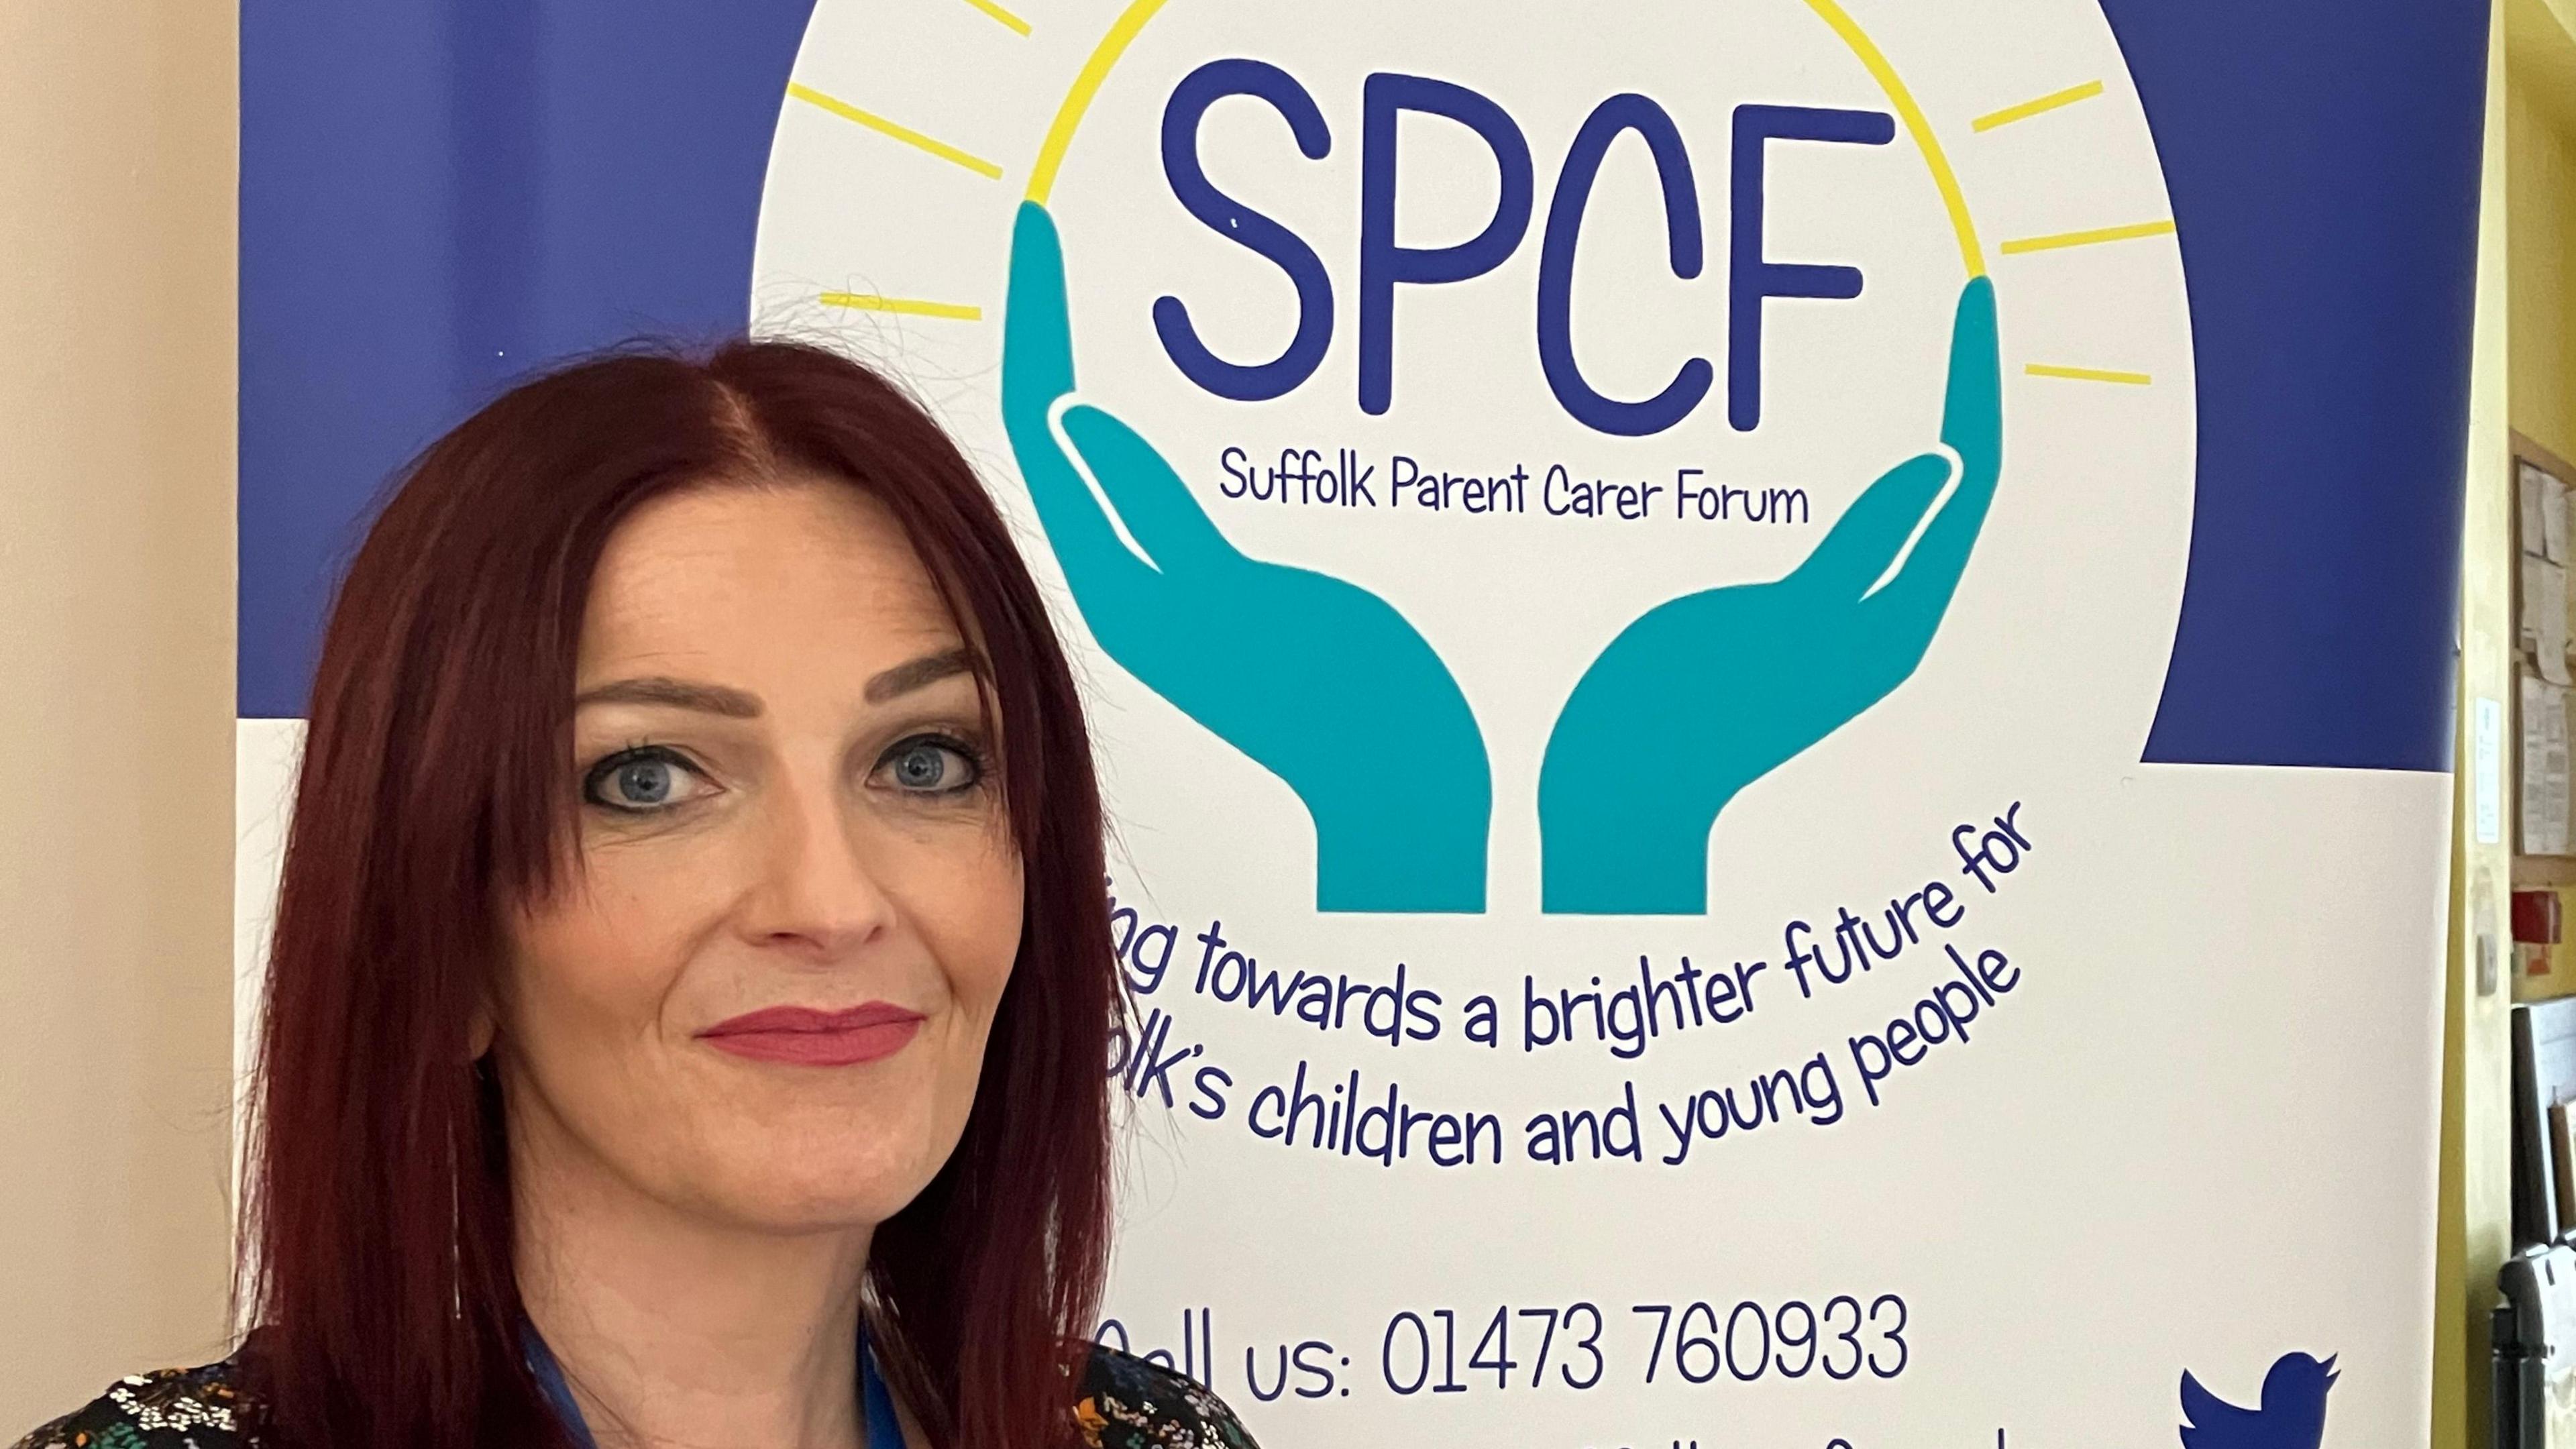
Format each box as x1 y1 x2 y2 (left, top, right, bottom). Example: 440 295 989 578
241 341 1119 1449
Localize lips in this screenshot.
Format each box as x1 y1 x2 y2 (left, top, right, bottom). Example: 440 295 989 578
696 1002 926 1067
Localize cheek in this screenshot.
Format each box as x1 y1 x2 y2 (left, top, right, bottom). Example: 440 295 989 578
506 853 722 1054
892 826 1026 1022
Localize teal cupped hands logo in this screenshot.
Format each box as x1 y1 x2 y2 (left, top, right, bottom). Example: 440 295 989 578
1004 202 1494 913
1002 201 2002 917
1541 276 2002 914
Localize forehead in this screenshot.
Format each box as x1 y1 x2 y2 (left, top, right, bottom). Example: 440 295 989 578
580 478 959 680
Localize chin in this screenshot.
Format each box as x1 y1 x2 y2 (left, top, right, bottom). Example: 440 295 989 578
694 1135 951 1234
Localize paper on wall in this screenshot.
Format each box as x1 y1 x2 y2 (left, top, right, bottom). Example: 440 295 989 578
2526 464 2551 557
2547 562 2569 686
2528 557 2544 657
2526 675 2573 856
2524 557 2571 680
2546 470 2569 564
2528 558 2574 684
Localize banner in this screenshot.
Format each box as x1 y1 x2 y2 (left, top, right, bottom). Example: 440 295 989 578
241 2 2489 1443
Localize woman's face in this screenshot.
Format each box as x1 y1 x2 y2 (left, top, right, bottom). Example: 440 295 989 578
496 478 1024 1236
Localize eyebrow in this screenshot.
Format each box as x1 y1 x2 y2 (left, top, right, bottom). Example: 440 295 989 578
572 678 763 718
865 647 978 704
572 649 975 718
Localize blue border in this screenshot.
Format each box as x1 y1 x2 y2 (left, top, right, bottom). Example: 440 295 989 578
238 0 818 716
2112 0 2489 770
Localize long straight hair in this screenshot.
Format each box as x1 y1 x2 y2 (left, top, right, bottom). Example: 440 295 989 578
241 341 1120 1449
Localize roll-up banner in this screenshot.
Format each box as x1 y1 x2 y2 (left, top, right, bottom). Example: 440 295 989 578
240 2 2489 1442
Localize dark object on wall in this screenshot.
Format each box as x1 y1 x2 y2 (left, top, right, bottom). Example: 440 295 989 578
2495 1242 2576 1449
2510 1000 2576 1246
2517 891 2565 945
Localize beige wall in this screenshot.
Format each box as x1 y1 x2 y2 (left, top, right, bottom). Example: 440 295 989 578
2440 6 2576 1444
0 3 239 1430
2508 74 2576 464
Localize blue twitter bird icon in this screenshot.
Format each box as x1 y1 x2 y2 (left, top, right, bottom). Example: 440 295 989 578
2180 1352 2339 1449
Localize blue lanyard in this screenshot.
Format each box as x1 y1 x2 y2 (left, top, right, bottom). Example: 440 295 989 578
524 1322 906 1449
860 1330 905 1449
521 1328 597 1449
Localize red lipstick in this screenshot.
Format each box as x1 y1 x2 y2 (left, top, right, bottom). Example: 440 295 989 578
696 1002 925 1066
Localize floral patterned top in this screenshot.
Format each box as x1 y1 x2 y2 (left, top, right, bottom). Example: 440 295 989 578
14 1344 1257 1449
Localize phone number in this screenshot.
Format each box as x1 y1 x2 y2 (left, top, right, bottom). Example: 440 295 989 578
1378 1297 1910 1395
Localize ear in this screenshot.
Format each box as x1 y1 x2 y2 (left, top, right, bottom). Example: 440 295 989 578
469 1000 497 1059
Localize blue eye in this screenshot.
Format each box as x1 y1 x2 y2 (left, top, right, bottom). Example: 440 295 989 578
612 759 674 804
879 736 982 794
583 747 712 814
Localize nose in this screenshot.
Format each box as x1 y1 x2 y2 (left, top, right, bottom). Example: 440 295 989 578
735 767 896 963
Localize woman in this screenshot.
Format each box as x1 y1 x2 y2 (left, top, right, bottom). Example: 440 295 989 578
17 343 1258 1449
